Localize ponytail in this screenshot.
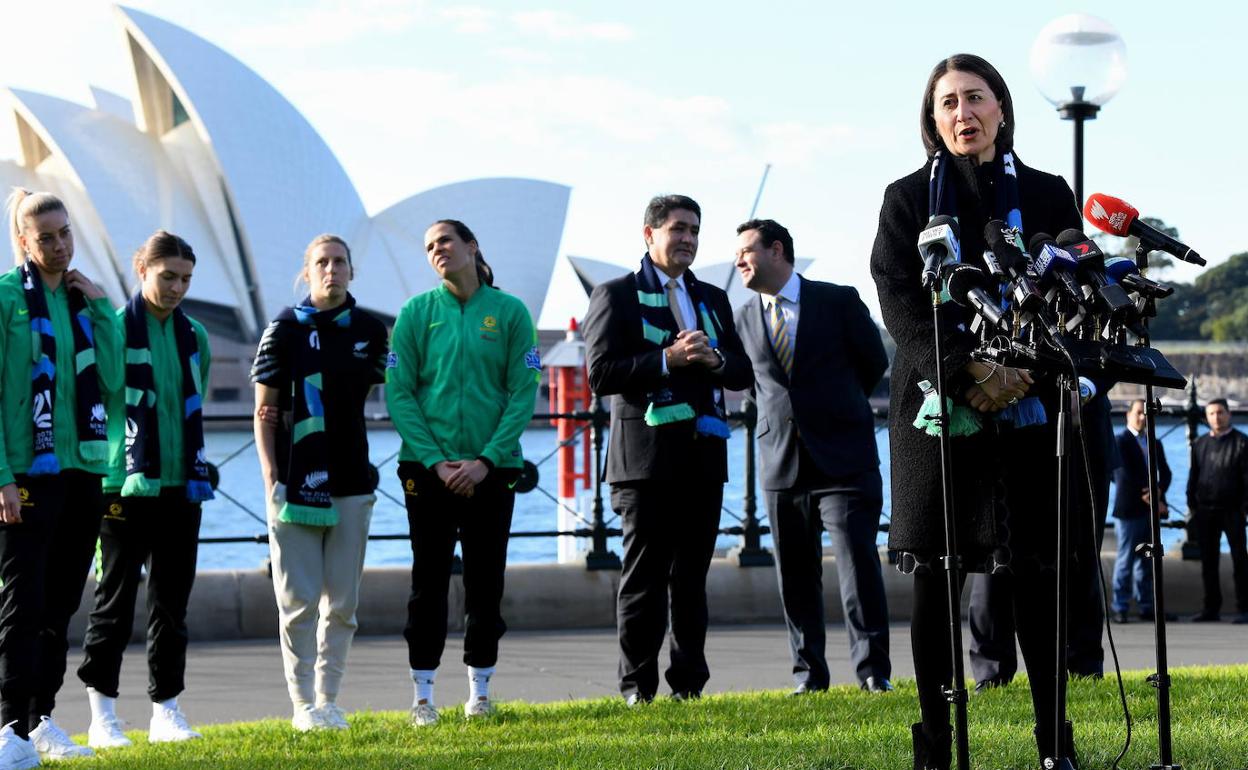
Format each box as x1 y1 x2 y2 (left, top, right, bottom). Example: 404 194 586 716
6 187 67 266
475 251 494 287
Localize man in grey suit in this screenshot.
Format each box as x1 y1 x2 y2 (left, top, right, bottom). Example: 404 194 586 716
732 218 892 693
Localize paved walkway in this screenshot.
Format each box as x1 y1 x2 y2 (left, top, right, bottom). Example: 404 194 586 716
53 620 1247 734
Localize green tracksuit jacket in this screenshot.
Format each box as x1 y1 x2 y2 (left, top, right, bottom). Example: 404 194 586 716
0 267 124 487
103 307 212 493
386 284 540 470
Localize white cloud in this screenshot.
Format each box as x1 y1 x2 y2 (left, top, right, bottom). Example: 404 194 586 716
438 5 497 35
228 0 429 48
510 9 634 42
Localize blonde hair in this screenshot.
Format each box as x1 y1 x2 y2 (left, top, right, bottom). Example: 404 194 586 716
294 233 352 291
6 187 67 266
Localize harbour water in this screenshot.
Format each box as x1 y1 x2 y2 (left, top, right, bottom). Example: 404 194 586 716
197 419 1208 570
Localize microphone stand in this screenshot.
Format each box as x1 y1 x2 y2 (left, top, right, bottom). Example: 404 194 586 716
1135 242 1183 770
926 274 971 770
1044 368 1077 770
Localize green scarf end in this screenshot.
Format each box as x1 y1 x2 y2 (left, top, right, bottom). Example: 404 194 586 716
644 402 696 427
120 473 161 498
912 389 982 438
79 440 110 464
278 502 339 528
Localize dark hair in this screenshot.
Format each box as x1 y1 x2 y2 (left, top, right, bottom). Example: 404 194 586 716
736 219 794 265
920 53 1016 158
433 219 494 287
134 229 196 275
1207 398 1230 410
1127 398 1146 411
643 195 701 229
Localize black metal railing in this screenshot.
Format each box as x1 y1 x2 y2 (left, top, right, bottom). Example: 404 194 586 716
199 378 1243 569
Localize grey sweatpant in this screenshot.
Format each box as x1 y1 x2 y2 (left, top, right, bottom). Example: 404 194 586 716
267 483 375 708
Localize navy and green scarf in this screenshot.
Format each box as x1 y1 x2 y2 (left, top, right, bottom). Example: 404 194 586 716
121 293 213 501
274 294 358 527
635 255 730 439
21 261 108 474
927 149 1046 431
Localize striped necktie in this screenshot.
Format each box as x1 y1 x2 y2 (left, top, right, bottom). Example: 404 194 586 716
769 297 793 376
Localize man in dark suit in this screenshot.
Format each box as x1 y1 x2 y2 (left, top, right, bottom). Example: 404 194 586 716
1111 398 1172 623
731 218 892 694
582 194 753 704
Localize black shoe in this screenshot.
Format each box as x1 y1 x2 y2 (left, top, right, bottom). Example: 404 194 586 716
973 677 1009 694
911 722 952 770
1111 610 1131 624
860 676 894 693
1233 612 1248 625
1190 610 1221 622
625 693 653 707
789 682 827 697
670 690 701 702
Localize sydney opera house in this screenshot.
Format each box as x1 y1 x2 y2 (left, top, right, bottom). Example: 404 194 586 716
1 7 570 404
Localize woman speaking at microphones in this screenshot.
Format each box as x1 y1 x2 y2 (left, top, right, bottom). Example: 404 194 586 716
869 54 1083 769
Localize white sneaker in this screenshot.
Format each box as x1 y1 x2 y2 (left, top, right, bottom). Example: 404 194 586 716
315 704 349 731
291 704 329 732
0 722 39 770
409 702 439 727
149 704 201 743
30 715 93 759
87 712 132 749
463 696 495 718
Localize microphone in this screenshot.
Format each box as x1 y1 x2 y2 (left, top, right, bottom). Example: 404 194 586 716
1055 229 1134 315
944 263 1008 331
919 215 961 290
983 220 1046 315
1028 233 1086 310
1083 193 1205 266
1104 256 1175 299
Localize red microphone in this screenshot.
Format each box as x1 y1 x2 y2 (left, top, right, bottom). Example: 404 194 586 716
1083 193 1205 266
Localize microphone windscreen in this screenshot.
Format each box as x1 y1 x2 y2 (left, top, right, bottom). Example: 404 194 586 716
1055 229 1087 246
1027 232 1055 256
944 263 989 304
1083 193 1139 237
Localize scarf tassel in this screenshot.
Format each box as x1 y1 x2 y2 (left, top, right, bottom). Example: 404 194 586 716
121 472 161 498
645 402 695 426
186 480 215 503
278 501 339 528
913 386 983 438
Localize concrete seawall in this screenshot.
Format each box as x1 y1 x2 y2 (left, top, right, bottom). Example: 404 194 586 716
66 548 1227 644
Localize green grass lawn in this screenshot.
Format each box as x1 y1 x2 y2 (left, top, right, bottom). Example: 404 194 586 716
64 666 1248 769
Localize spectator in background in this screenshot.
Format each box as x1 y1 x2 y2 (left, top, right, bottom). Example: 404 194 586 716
1110 399 1171 623
1187 398 1248 624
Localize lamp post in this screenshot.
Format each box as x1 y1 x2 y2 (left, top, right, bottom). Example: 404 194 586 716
1030 13 1127 207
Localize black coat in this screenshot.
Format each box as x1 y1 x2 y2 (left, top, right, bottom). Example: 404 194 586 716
1112 429 1171 520
734 277 887 490
869 155 1082 556
582 267 753 484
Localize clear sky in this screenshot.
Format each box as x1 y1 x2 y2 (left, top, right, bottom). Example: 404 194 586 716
1 0 1239 328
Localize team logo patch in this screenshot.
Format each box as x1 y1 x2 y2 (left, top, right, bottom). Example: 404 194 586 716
386 351 398 369
107 502 124 519
404 478 417 496
353 340 370 359
18 487 31 507
524 346 541 371
480 315 499 333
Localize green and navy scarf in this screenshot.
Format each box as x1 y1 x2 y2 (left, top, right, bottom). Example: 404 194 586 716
121 293 213 502
21 261 108 474
274 294 357 527
927 149 1046 432
635 255 730 439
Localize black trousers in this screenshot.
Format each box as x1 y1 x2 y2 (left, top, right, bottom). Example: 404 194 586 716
77 489 202 702
1193 506 1248 614
766 466 889 687
0 471 103 737
400 463 514 670
613 480 721 699
912 564 1059 753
